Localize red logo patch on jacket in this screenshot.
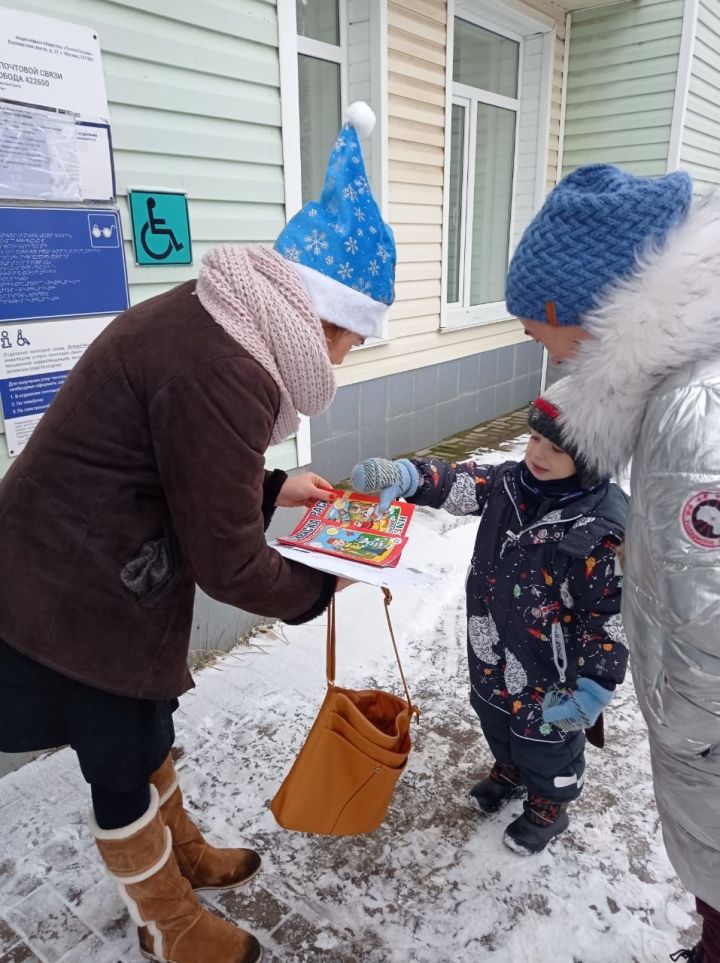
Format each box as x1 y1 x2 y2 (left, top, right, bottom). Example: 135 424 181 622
681 491 720 548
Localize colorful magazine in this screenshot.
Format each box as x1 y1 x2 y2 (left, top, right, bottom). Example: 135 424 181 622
277 490 415 568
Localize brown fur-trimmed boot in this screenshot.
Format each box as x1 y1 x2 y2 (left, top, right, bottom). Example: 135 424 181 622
150 754 261 893
92 786 262 963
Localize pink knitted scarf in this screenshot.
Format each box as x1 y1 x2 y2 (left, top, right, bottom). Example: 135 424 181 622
196 245 336 444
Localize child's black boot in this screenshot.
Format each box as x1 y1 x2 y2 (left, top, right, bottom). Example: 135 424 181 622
470 760 525 814
503 794 569 855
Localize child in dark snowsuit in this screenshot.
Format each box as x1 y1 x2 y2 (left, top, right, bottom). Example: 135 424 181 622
352 397 628 855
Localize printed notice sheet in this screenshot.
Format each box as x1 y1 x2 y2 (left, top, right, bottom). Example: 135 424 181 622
0 7 114 200
0 316 111 457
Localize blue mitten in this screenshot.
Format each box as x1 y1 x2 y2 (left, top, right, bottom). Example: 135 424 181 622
542 677 614 732
351 457 420 515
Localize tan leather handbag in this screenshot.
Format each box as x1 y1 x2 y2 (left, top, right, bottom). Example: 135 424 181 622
271 589 419 836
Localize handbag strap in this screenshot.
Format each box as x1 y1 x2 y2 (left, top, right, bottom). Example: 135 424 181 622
325 592 337 684
325 588 416 714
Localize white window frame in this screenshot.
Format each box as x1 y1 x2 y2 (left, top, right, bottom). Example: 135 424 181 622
666 0 698 173
441 2 555 331
278 0 387 221
295 0 348 207
278 0 350 469
449 71 523 325
296 3 348 78
447 97 470 308
276 1 388 466
279 0 388 356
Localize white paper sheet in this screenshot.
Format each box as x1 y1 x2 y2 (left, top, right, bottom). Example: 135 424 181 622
76 122 114 200
0 102 80 201
270 540 437 589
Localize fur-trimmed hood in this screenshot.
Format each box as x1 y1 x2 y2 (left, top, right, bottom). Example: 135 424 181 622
549 196 720 476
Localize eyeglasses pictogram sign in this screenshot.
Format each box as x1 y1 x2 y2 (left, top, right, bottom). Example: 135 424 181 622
129 190 192 266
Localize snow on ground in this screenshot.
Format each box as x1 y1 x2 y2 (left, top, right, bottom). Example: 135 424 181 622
0 437 698 963
466 433 529 466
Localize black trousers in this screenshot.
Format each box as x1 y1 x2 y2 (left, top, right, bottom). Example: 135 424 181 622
699 898 720 963
0 640 177 792
477 698 586 803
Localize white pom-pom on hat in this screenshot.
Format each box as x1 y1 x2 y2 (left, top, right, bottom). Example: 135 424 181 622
345 101 376 139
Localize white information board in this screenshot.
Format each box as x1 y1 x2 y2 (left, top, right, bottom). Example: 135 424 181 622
0 316 112 457
0 6 109 120
0 6 114 201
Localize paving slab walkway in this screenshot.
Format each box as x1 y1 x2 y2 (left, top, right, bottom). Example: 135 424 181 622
0 412 700 963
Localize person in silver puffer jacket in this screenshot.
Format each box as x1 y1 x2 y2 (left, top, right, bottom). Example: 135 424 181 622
505 164 720 963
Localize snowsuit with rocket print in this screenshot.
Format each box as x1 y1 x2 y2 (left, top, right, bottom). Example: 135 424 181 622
410 459 628 803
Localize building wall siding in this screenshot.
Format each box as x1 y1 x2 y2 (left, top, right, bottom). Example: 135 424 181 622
680 0 720 194
549 10 567 190
311 340 544 484
512 32 546 249
3 0 286 303
562 0 684 177
337 0 567 390
348 0 374 182
0 0 301 775
0 0 566 468
0 0 566 404
0 0 296 473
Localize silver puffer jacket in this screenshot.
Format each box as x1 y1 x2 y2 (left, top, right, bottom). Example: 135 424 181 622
552 198 720 912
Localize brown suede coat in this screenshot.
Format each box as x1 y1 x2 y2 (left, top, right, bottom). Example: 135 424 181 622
0 281 335 699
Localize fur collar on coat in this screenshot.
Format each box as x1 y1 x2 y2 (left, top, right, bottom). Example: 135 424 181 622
549 196 720 477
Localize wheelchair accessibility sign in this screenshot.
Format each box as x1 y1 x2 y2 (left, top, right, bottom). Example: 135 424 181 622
129 190 192 266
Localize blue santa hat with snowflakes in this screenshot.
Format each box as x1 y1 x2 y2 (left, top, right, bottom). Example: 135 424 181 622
275 102 396 340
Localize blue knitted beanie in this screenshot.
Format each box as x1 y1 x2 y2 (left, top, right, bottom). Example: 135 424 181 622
505 164 692 326
275 102 396 340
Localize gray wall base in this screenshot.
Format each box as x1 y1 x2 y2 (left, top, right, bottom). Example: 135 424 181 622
187 499 306 660
311 341 543 482
0 750 43 778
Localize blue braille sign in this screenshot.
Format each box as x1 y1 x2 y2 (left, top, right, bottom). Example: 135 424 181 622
0 206 129 323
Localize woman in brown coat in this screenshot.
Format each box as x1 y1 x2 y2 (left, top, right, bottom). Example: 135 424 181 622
0 103 392 963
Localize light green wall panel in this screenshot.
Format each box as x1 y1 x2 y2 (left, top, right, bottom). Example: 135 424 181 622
681 0 720 194
0 441 11 479
563 0 684 177
0 0 300 472
2 0 286 305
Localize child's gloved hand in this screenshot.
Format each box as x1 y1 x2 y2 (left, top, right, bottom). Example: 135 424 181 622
542 677 614 732
351 457 420 515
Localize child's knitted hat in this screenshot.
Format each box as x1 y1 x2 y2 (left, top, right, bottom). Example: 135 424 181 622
528 396 603 490
506 164 692 327
275 102 396 340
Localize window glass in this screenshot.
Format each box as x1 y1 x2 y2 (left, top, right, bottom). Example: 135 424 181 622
453 18 519 98
447 104 465 303
296 0 340 45
298 54 342 202
470 103 516 305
